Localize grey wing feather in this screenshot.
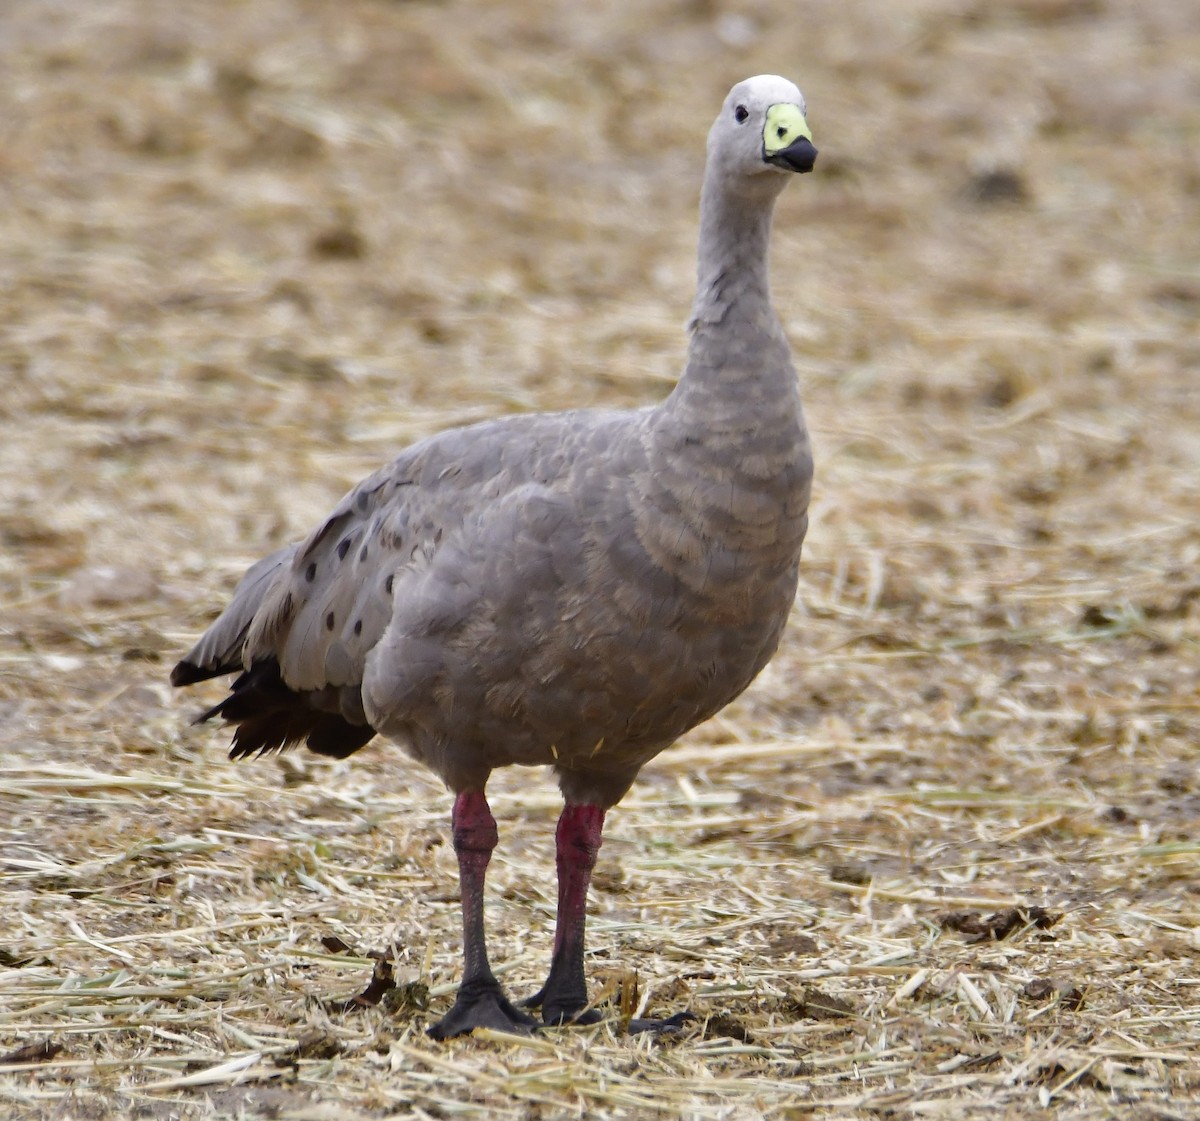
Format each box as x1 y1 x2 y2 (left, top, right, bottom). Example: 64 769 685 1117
240 433 476 697
173 409 636 755
170 545 297 686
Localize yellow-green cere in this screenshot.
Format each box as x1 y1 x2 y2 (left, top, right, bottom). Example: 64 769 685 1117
763 103 812 154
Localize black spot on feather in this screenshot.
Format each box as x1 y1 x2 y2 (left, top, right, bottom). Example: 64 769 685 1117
337 538 352 560
305 562 317 582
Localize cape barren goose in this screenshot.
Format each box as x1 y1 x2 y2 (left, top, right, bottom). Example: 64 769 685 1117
173 74 817 1038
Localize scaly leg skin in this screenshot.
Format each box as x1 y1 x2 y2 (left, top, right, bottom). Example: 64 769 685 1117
523 803 606 1026
523 804 698 1033
427 790 539 1040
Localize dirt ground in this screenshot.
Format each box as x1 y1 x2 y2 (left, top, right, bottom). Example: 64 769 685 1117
1 0 1197 1118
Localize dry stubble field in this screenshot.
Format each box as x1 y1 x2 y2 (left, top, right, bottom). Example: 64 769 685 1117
1 1 1198 1118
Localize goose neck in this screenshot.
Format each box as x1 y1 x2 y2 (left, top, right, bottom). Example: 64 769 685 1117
688 173 781 330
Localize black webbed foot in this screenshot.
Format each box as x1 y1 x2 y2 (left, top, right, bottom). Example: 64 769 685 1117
626 1010 697 1034
427 977 540 1039
542 1005 603 1027
521 985 603 1027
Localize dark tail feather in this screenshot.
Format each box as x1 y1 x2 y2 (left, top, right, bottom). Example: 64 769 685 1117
171 658 233 687
192 660 376 761
170 545 297 689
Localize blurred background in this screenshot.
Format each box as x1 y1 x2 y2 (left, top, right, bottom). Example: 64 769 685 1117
2 0 1196 793
0 0 1197 1112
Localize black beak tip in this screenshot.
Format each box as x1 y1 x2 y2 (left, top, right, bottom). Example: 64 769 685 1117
769 136 818 174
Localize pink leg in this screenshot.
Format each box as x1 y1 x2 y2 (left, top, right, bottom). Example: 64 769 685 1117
453 789 499 986
427 790 538 1039
526 803 606 1024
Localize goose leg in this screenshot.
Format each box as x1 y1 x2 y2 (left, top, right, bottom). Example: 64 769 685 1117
427 789 538 1039
525 803 606 1025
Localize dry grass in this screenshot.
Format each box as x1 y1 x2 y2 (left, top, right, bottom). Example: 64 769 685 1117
1 0 1198 1117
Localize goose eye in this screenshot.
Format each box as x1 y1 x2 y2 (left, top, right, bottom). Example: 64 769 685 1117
734 105 749 124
